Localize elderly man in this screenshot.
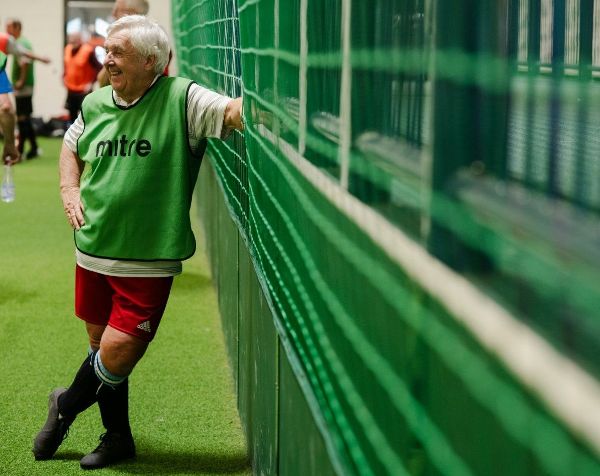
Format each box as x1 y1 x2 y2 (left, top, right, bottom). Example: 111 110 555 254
32 15 243 470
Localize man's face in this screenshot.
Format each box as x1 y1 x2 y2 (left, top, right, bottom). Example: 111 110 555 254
6 22 19 37
104 33 154 100
68 32 82 47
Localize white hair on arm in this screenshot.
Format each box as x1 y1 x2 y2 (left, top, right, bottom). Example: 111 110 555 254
107 15 170 75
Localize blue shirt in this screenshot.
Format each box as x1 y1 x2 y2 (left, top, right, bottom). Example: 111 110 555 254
0 70 13 94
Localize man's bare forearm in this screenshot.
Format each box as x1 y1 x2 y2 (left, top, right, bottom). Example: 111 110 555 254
16 61 28 90
59 142 86 229
22 50 50 64
59 142 85 190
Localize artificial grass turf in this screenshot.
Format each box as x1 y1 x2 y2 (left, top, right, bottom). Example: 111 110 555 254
0 137 250 475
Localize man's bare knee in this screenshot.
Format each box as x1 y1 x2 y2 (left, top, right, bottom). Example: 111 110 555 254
99 326 148 376
0 95 13 114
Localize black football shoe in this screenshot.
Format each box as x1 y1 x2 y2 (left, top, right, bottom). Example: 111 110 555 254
32 388 73 460
80 431 136 470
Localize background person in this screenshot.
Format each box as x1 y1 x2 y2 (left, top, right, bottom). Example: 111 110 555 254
0 51 19 164
0 29 49 163
33 15 243 470
63 31 102 124
6 19 40 159
112 0 149 18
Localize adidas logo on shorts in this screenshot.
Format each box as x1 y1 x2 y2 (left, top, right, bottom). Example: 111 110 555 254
137 321 152 333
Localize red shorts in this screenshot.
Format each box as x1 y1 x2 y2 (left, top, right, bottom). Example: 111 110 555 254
75 265 174 342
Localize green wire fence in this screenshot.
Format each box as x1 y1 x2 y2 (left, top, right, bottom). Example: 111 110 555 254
173 0 600 474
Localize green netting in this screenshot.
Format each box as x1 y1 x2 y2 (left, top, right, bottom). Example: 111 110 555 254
172 0 600 474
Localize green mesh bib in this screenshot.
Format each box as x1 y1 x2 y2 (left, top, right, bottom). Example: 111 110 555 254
11 37 34 86
75 77 205 260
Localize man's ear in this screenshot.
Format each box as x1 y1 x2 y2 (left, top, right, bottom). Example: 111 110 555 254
144 55 157 71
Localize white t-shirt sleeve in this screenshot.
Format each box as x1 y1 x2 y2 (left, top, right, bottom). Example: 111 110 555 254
187 83 231 147
7 37 30 63
63 115 84 153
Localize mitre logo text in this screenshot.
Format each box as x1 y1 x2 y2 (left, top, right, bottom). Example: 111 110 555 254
94 135 152 158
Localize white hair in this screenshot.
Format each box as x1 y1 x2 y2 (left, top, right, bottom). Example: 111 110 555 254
107 15 169 74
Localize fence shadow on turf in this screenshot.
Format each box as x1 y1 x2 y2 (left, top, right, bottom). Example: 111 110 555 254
171 271 213 293
116 448 250 474
0 280 38 306
47 449 250 474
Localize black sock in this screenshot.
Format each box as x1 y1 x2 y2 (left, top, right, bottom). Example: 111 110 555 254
57 351 101 419
20 119 38 152
17 121 26 154
97 378 131 435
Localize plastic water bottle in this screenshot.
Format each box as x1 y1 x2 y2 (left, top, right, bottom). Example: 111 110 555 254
1 163 15 203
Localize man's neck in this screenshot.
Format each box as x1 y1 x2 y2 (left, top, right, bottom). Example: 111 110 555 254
114 74 160 106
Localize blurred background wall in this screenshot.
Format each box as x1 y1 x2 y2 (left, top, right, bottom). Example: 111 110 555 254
0 0 175 120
